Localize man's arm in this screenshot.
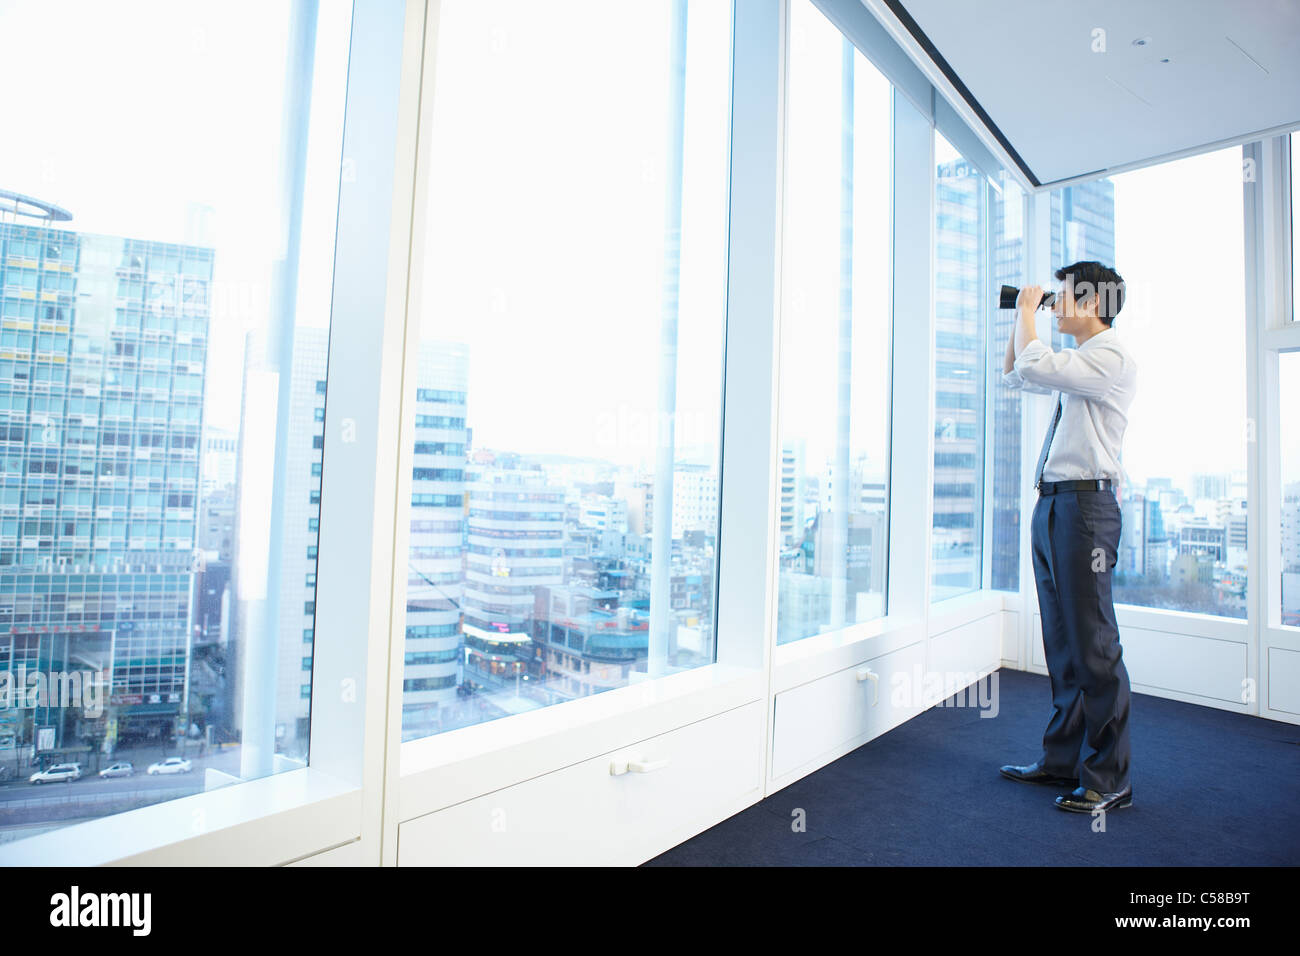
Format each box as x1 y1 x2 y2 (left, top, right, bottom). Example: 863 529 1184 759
1002 363 1055 395
1014 286 1041 358
1001 286 1054 394
1012 340 1127 399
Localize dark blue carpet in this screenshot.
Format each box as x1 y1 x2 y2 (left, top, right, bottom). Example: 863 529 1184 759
642 668 1300 866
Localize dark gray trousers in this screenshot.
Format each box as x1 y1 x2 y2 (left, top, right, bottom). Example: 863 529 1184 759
1030 488 1132 794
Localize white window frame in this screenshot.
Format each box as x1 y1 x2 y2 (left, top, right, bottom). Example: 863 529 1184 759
1247 134 1300 724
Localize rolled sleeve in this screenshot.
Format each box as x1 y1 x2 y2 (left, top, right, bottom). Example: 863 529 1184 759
1012 339 1125 400
1001 363 1054 395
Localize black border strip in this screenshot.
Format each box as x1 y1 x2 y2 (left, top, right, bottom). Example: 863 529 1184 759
883 0 1041 188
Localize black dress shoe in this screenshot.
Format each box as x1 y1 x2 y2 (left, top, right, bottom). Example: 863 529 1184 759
999 761 1079 787
1055 785 1133 813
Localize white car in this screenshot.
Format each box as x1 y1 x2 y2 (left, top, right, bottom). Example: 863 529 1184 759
147 757 192 775
30 763 82 784
98 761 135 779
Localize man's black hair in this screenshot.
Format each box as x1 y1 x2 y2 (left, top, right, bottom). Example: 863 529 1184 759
1054 260 1125 326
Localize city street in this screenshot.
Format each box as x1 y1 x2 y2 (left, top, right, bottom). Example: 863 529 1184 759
0 743 247 832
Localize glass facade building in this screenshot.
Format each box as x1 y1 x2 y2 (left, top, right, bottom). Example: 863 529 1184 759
1050 179 1117 350
0 221 211 758
931 146 986 600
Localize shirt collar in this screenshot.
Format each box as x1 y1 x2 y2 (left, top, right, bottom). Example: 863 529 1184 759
1077 326 1116 349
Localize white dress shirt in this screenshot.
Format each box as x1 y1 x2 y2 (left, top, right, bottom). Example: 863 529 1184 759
1001 326 1137 484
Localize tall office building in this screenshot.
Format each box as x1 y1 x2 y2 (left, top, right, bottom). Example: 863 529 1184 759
198 488 235 561
932 155 985 595
0 214 212 755
671 462 719 540
461 455 565 693
619 474 653 536
201 426 238 496
578 495 628 535
1049 180 1116 354
402 341 469 739
1118 493 1168 580
1192 472 1230 501
779 438 807 548
231 325 327 756
1051 181 1117 288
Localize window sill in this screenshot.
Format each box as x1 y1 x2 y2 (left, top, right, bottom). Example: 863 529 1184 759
928 588 1007 633
773 614 923 693
771 590 1010 693
1109 601 1250 637
0 766 360 867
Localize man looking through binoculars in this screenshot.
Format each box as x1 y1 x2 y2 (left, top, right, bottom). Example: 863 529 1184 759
999 261 1137 815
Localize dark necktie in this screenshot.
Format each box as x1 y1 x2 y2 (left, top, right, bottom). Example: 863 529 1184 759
1034 393 1063 489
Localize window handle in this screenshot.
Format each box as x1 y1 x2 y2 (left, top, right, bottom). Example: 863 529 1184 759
610 755 670 775
857 666 879 706
629 757 669 773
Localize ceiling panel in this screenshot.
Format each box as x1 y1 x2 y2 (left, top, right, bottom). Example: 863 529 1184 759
889 0 1300 185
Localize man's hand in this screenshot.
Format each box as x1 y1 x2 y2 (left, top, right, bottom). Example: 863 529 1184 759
1017 284 1045 315
1015 285 1043 357
1003 316 1017 374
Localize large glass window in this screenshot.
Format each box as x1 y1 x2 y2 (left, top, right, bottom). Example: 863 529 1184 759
932 132 987 601
0 2 350 843
772 0 891 645
1292 131 1298 323
1281 352 1300 627
1052 146 1247 618
400 0 731 741
991 171 1026 593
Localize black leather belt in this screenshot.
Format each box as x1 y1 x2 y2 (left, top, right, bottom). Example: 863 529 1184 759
1038 478 1113 495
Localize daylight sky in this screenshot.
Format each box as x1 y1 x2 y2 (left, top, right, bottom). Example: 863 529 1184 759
0 0 1292 492
0 0 350 437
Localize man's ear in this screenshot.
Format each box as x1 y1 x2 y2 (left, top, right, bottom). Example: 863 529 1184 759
1074 281 1098 318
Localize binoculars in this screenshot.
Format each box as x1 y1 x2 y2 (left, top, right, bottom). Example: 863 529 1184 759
999 284 1056 310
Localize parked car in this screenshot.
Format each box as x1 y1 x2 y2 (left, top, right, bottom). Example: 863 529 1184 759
30 763 82 784
98 761 135 779
146 757 192 775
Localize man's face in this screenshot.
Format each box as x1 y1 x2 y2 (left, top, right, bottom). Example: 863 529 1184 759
1052 279 1096 337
